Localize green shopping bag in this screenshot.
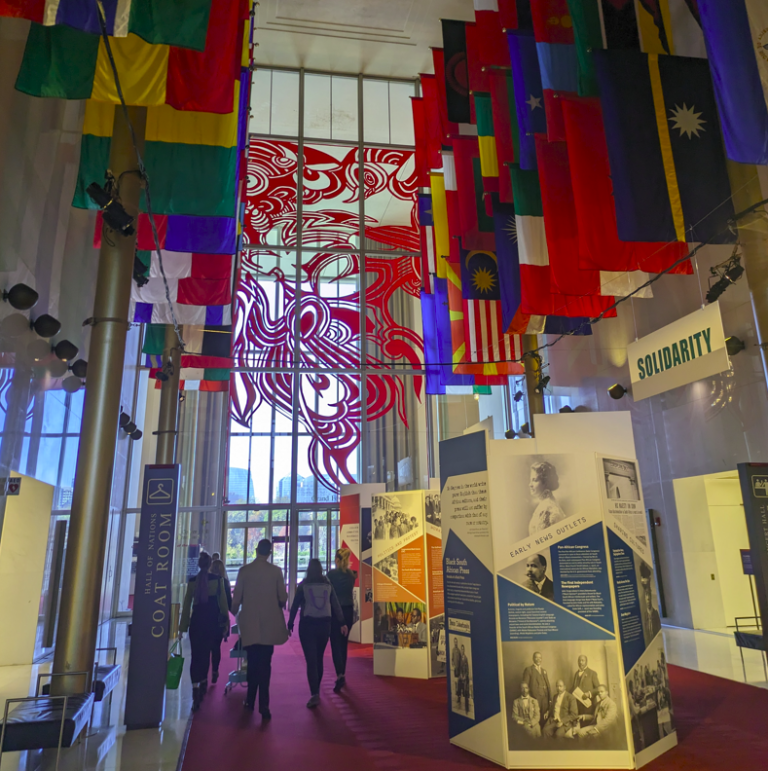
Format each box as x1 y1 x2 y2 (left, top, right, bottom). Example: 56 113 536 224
166 640 184 690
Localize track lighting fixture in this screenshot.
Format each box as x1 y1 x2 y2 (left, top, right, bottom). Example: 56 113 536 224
706 252 744 304
32 314 62 339
71 359 88 379
53 340 79 362
533 375 550 395
2 283 38 311
155 359 174 382
513 390 524 402
725 336 746 357
119 410 143 440
520 422 531 436
607 383 628 400
86 176 135 236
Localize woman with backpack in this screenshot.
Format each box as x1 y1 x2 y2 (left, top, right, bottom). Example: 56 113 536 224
288 558 348 708
327 547 357 692
179 551 230 711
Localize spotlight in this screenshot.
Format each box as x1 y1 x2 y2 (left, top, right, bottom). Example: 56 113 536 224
706 253 744 304
559 405 574 413
608 383 628 400
179 393 186 404
725 336 746 357
86 182 135 236
505 429 516 439
119 411 131 428
71 359 88 379
155 360 174 382
520 422 531 435
53 340 78 362
533 375 550 395
133 251 149 288
32 314 62 339
62 376 83 393
513 390 524 402
2 283 38 311
129 429 143 441
123 421 137 434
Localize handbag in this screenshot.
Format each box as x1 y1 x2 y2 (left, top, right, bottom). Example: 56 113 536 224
166 640 184 690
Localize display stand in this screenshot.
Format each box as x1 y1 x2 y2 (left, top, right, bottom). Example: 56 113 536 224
371 489 445 678
339 484 385 643
439 413 676 769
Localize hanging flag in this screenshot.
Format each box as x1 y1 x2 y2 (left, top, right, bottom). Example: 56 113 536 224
635 0 673 54
441 20 471 124
507 32 546 169
600 0 641 48
420 75 445 169
566 0 603 96
492 197 521 333
73 89 239 218
474 93 500 185
560 96 691 274
534 134 618 317
532 1 578 141
452 137 496 251
418 193 437 293
0 0 212 49
465 22 490 97
15 0 246 113
696 0 768 165
473 0 512 68
93 211 236 254
668 0 706 58
130 253 233 325
498 0 518 29
593 49 735 245
487 68 520 170
420 291 446 395
412 97 430 187
460 246 524 372
433 277 475 387
429 172 450 277
431 48 460 139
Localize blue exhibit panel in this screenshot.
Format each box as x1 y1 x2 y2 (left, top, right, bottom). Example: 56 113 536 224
608 529 646 673
444 531 501 737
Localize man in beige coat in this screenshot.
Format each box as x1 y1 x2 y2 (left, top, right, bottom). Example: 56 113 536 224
231 539 288 719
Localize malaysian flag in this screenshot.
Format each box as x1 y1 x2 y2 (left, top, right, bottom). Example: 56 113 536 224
418 192 436 293
460 245 523 373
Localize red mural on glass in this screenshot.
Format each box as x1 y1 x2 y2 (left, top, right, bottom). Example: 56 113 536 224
233 139 423 493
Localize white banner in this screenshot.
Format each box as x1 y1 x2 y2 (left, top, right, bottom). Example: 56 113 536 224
627 301 730 401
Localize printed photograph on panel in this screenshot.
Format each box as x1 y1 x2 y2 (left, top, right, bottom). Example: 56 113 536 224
626 639 673 753
635 554 662 646
602 458 647 548
374 553 399 583
373 602 427 648
501 548 555 600
449 633 475 719
430 613 446 676
501 640 628 751
371 493 424 561
425 492 442 528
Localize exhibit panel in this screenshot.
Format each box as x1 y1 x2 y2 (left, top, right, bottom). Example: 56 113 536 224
439 415 676 770
598 455 677 767
340 483 385 643
371 489 443 679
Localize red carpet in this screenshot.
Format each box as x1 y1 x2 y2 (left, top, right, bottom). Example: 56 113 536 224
181 638 768 770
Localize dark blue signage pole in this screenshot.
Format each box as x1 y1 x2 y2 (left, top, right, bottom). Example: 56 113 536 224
125 464 181 729
738 463 768 650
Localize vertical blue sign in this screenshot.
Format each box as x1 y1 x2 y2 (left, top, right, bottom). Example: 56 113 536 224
125 464 180 729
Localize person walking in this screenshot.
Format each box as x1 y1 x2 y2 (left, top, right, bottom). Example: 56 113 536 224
209 558 232 684
179 552 230 711
231 539 289 720
288 558 347 708
327 547 357 692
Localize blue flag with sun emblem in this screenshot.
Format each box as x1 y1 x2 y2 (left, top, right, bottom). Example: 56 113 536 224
593 49 735 245
460 249 500 302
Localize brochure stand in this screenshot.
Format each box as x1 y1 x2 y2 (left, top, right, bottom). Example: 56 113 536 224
371 489 445 679
439 413 676 769
340 484 385 643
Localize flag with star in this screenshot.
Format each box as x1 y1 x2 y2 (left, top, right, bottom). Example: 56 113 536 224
507 31 546 169
459 245 524 371
594 49 735 244
696 0 768 165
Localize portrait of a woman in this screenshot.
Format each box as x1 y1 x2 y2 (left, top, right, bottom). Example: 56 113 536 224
527 460 566 535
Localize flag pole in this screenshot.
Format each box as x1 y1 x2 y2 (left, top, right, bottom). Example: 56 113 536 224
726 161 768 387
522 334 545 422
52 105 147 694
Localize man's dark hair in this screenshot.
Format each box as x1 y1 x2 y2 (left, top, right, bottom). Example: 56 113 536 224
257 538 272 556
639 561 652 579
533 553 547 570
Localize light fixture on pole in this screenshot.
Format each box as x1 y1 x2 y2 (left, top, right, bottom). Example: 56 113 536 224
31 314 62 339
706 252 744 304
71 359 88 379
607 383 629 400
53 340 79 362
533 375 550 395
2 284 39 311
725 336 746 357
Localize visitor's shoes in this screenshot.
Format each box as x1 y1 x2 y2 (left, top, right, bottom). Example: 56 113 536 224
192 687 202 712
260 709 272 722
243 700 255 712
333 676 345 693
212 670 219 684
307 694 320 708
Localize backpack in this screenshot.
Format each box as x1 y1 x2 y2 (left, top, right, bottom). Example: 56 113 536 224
302 581 332 619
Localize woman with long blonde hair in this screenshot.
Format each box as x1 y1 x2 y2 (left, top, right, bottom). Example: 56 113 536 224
327 547 358 692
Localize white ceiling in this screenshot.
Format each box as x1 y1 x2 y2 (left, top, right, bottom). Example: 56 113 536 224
253 0 475 79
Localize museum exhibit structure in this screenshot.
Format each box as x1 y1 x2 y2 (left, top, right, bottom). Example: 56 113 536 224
438 412 674 769
339 484 385 643
371 489 445 679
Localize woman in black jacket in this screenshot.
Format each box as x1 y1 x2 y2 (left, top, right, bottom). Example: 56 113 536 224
327 547 357 692
288 559 348 708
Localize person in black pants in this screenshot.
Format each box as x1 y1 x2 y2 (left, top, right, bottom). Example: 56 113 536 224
210 558 232 684
179 552 230 711
327 547 357 692
288 559 348 708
